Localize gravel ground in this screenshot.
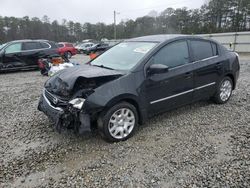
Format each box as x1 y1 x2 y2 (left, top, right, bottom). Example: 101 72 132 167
0 54 249 187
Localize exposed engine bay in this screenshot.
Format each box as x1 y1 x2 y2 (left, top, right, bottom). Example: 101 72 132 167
38 64 124 134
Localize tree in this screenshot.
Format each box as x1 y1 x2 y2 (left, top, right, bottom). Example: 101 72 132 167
0 1 249 43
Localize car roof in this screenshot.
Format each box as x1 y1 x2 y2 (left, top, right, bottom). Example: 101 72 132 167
125 34 206 43
82 42 94 45
59 42 72 44
7 39 52 44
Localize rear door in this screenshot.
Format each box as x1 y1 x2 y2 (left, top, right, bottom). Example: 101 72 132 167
21 41 43 66
43 41 58 56
145 40 194 115
189 39 222 101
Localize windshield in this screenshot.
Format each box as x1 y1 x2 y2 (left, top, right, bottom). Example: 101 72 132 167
91 44 98 48
80 43 89 47
91 42 157 70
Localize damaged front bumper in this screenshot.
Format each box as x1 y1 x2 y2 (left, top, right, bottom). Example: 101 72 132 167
38 89 91 134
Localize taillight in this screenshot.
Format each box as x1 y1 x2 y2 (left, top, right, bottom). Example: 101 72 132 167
38 59 45 69
56 48 60 54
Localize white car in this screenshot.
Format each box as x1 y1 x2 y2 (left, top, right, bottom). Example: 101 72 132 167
75 42 95 54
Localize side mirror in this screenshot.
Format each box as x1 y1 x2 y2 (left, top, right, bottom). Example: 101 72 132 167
148 64 169 75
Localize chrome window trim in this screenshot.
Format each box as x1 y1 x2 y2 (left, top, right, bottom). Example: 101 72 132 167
168 62 191 70
154 55 219 72
192 55 219 64
150 82 216 104
43 89 63 112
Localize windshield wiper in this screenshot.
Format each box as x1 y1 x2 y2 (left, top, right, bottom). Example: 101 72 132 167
92 64 114 70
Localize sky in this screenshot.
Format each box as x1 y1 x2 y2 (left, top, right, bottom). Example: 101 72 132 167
0 0 205 24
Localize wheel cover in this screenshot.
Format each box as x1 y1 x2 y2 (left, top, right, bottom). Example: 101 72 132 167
108 108 135 139
220 79 232 102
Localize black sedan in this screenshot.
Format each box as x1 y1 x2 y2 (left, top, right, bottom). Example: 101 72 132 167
38 35 240 142
0 39 59 72
85 43 110 55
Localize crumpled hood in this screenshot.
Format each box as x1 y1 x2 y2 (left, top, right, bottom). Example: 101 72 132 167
58 64 122 80
45 64 124 96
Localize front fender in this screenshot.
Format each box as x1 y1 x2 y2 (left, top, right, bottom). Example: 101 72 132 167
83 71 147 123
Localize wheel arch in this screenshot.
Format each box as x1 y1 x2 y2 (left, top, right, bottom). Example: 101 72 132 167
104 94 145 124
225 73 235 90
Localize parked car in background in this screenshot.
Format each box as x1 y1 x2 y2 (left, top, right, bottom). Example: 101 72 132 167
85 43 110 55
82 39 94 43
57 42 77 59
0 39 59 72
38 35 240 142
75 42 95 54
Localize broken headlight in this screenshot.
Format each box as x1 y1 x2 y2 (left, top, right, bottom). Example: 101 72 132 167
69 98 85 109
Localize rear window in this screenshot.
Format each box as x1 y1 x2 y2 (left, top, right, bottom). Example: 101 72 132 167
23 42 41 50
47 41 57 49
190 40 214 61
40 42 50 49
65 43 73 47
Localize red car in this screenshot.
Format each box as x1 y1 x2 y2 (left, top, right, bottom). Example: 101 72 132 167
57 42 77 59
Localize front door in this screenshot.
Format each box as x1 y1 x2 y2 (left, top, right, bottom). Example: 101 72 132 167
2 42 24 69
144 40 194 115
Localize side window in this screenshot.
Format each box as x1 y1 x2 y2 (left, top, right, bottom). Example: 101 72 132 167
57 43 64 48
40 42 50 49
23 42 41 50
66 43 73 47
211 42 218 56
5 43 22 54
154 40 189 68
190 40 213 61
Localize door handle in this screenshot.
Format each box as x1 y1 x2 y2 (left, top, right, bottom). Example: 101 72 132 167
185 72 193 79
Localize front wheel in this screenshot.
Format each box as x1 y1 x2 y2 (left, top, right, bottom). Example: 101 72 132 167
213 77 233 104
98 102 138 142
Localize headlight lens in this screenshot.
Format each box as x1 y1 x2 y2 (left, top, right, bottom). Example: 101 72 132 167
69 98 85 109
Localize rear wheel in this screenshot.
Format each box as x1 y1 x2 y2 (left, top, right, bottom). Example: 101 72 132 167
65 51 72 59
98 102 138 142
213 77 233 104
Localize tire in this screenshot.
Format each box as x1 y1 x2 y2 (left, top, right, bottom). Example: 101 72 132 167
97 102 138 142
213 76 233 104
40 69 48 76
65 51 72 59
